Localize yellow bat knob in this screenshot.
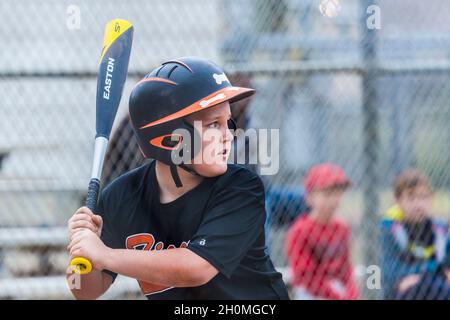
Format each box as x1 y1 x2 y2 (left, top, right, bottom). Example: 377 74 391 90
70 257 93 275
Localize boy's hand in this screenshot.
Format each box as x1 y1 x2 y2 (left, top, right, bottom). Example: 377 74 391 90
68 229 111 271
68 206 103 238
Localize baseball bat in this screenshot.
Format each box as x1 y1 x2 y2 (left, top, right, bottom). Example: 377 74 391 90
70 19 133 275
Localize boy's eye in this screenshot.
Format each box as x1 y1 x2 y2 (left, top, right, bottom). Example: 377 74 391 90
207 121 220 129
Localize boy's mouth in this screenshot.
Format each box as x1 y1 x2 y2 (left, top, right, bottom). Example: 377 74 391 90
219 148 230 161
218 147 229 156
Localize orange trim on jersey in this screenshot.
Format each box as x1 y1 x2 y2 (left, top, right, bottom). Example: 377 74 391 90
180 241 189 248
139 86 252 129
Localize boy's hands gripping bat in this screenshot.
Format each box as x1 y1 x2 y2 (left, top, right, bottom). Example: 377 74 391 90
70 19 133 275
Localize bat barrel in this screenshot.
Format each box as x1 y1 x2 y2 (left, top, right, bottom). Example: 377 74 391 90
96 20 134 139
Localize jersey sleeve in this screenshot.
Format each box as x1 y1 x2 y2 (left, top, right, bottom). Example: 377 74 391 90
187 168 267 279
96 188 120 282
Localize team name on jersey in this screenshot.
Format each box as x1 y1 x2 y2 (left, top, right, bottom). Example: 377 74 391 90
125 233 190 295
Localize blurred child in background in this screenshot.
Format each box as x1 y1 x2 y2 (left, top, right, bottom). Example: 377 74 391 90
381 169 450 299
285 163 360 300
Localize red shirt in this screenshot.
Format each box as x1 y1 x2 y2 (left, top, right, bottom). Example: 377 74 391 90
285 214 359 300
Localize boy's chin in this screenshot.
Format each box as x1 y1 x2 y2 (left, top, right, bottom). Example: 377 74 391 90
197 163 228 177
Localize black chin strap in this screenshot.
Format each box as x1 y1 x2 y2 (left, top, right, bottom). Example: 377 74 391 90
170 164 183 188
169 163 199 188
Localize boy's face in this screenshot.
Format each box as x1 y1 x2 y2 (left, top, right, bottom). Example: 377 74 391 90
185 101 234 177
306 186 347 220
396 185 432 223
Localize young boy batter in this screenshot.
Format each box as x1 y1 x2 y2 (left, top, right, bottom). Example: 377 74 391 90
66 57 289 300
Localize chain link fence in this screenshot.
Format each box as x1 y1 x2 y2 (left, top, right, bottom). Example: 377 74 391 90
1 0 449 299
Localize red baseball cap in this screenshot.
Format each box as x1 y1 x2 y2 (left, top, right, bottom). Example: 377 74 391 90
304 163 351 193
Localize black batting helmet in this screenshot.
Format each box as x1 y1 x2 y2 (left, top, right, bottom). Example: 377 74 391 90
129 57 255 186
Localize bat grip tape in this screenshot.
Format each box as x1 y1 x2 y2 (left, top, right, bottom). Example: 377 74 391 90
86 178 100 212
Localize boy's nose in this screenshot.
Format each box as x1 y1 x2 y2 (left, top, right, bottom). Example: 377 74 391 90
223 127 234 143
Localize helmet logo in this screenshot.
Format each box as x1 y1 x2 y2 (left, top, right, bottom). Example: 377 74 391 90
150 134 183 150
199 93 226 108
213 73 230 85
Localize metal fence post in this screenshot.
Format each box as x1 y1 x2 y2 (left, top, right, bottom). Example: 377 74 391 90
360 0 381 299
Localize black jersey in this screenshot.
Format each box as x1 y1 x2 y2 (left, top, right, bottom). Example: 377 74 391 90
97 161 289 300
